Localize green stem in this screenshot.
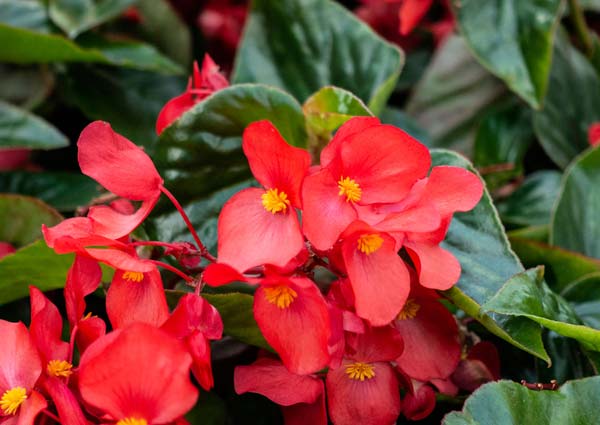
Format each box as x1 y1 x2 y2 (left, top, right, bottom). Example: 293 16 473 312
569 0 594 57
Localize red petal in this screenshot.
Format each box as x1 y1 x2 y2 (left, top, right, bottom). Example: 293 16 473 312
75 316 106 355
156 92 196 135
282 388 327 425
234 357 323 405
203 262 248 287
326 361 400 425
469 341 501 379
421 166 484 217
106 268 169 329
320 117 381 168
196 54 229 90
349 326 404 363
78 121 163 200
217 188 304 272
254 277 330 374
186 332 214 391
88 194 160 240
0 321 41 391
29 287 69 365
83 248 155 273
14 390 47 425
0 241 15 259
42 377 87 425
65 255 102 327
242 121 310 208
374 204 441 234
78 324 198 423
399 0 434 35
394 298 460 381
401 381 436 421
405 242 461 290
42 218 94 248
162 294 223 340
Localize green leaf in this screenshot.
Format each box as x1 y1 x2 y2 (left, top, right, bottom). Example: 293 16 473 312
432 149 548 362
0 194 62 246
474 103 533 190
550 145 600 257
0 171 100 211
0 64 53 109
0 0 51 32
443 377 600 425
48 0 136 38
0 24 183 74
233 0 404 114
58 65 185 148
0 240 74 305
497 170 562 227
484 267 600 351
533 35 600 168
562 273 600 330
452 0 562 108
0 100 68 149
406 35 507 155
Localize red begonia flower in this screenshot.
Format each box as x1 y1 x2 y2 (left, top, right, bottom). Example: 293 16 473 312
217 120 310 272
78 323 198 424
588 122 600 146
0 321 47 423
64 255 102 329
254 276 331 374
401 380 436 421
106 268 170 329
451 341 501 392
399 0 433 35
340 221 410 326
161 294 223 390
156 54 229 135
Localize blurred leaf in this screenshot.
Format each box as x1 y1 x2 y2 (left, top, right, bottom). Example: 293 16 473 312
0 24 183 74
580 0 600 10
0 0 51 32
474 103 533 189
233 0 404 114
534 35 600 169
406 35 507 155
562 273 600 330
0 64 53 109
443 377 600 425
0 171 100 211
497 170 562 227
0 194 62 246
136 0 191 66
452 0 562 108
432 149 548 362
484 267 600 351
185 391 227 425
378 106 431 146
0 100 68 149
551 145 600 257
48 0 136 38
508 225 550 243
58 65 185 148
0 240 73 305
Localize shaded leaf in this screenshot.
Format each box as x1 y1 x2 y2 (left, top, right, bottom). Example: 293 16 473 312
0 194 62 246
0 0 51 33
0 64 53 109
561 273 600 330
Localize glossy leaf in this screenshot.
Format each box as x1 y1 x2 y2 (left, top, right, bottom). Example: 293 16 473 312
433 149 548 362
0 194 62 246
452 0 562 108
562 273 600 330
0 0 51 32
551 145 600 258
233 0 404 114
497 170 562 227
533 35 600 168
48 0 135 38
444 377 600 425
0 100 68 149
406 35 507 155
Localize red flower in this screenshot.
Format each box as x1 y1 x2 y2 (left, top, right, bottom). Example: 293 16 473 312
451 341 500 392
0 241 15 259
156 54 229 135
217 120 310 272
588 122 600 146
78 323 198 424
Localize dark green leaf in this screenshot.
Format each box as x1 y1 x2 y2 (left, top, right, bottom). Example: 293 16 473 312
406 35 507 155
497 170 562 227
0 64 53 109
0 100 68 149
0 241 72 305
233 0 404 114
48 0 136 38
550 145 600 257
533 35 600 168
378 106 431 146
0 0 51 32
562 273 600 330
443 377 600 425
432 149 548 362
0 171 100 211
452 0 562 108
0 194 62 246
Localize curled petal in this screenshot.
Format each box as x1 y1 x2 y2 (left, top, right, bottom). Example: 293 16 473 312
405 242 461 290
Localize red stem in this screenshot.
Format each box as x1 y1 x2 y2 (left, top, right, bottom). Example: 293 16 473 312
150 260 195 283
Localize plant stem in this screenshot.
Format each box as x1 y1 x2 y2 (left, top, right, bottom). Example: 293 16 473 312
150 260 195 283
569 0 594 57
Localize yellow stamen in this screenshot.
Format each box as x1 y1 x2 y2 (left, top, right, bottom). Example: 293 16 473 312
261 188 291 214
0 387 27 415
356 234 383 255
338 177 362 203
47 360 73 378
345 362 376 381
264 285 298 309
116 418 148 425
122 271 144 282
397 299 420 320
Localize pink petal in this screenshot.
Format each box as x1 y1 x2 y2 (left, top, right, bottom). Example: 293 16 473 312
29 286 69 365
0 321 41 392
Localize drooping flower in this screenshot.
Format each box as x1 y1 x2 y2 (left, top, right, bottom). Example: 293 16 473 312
217 120 310 273
156 54 229 135
78 323 198 424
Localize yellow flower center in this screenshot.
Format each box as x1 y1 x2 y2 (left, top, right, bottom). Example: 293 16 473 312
122 271 144 282
356 233 383 255
261 188 291 214
338 177 362 203
47 360 74 378
116 418 148 425
345 362 375 381
264 285 298 309
397 299 420 320
0 387 27 415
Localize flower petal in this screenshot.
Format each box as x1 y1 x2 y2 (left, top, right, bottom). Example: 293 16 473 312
15 390 47 425
421 166 484 217
156 92 195 135
29 286 69 365
42 377 87 425
65 255 102 327
405 242 461 290
0 321 41 391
